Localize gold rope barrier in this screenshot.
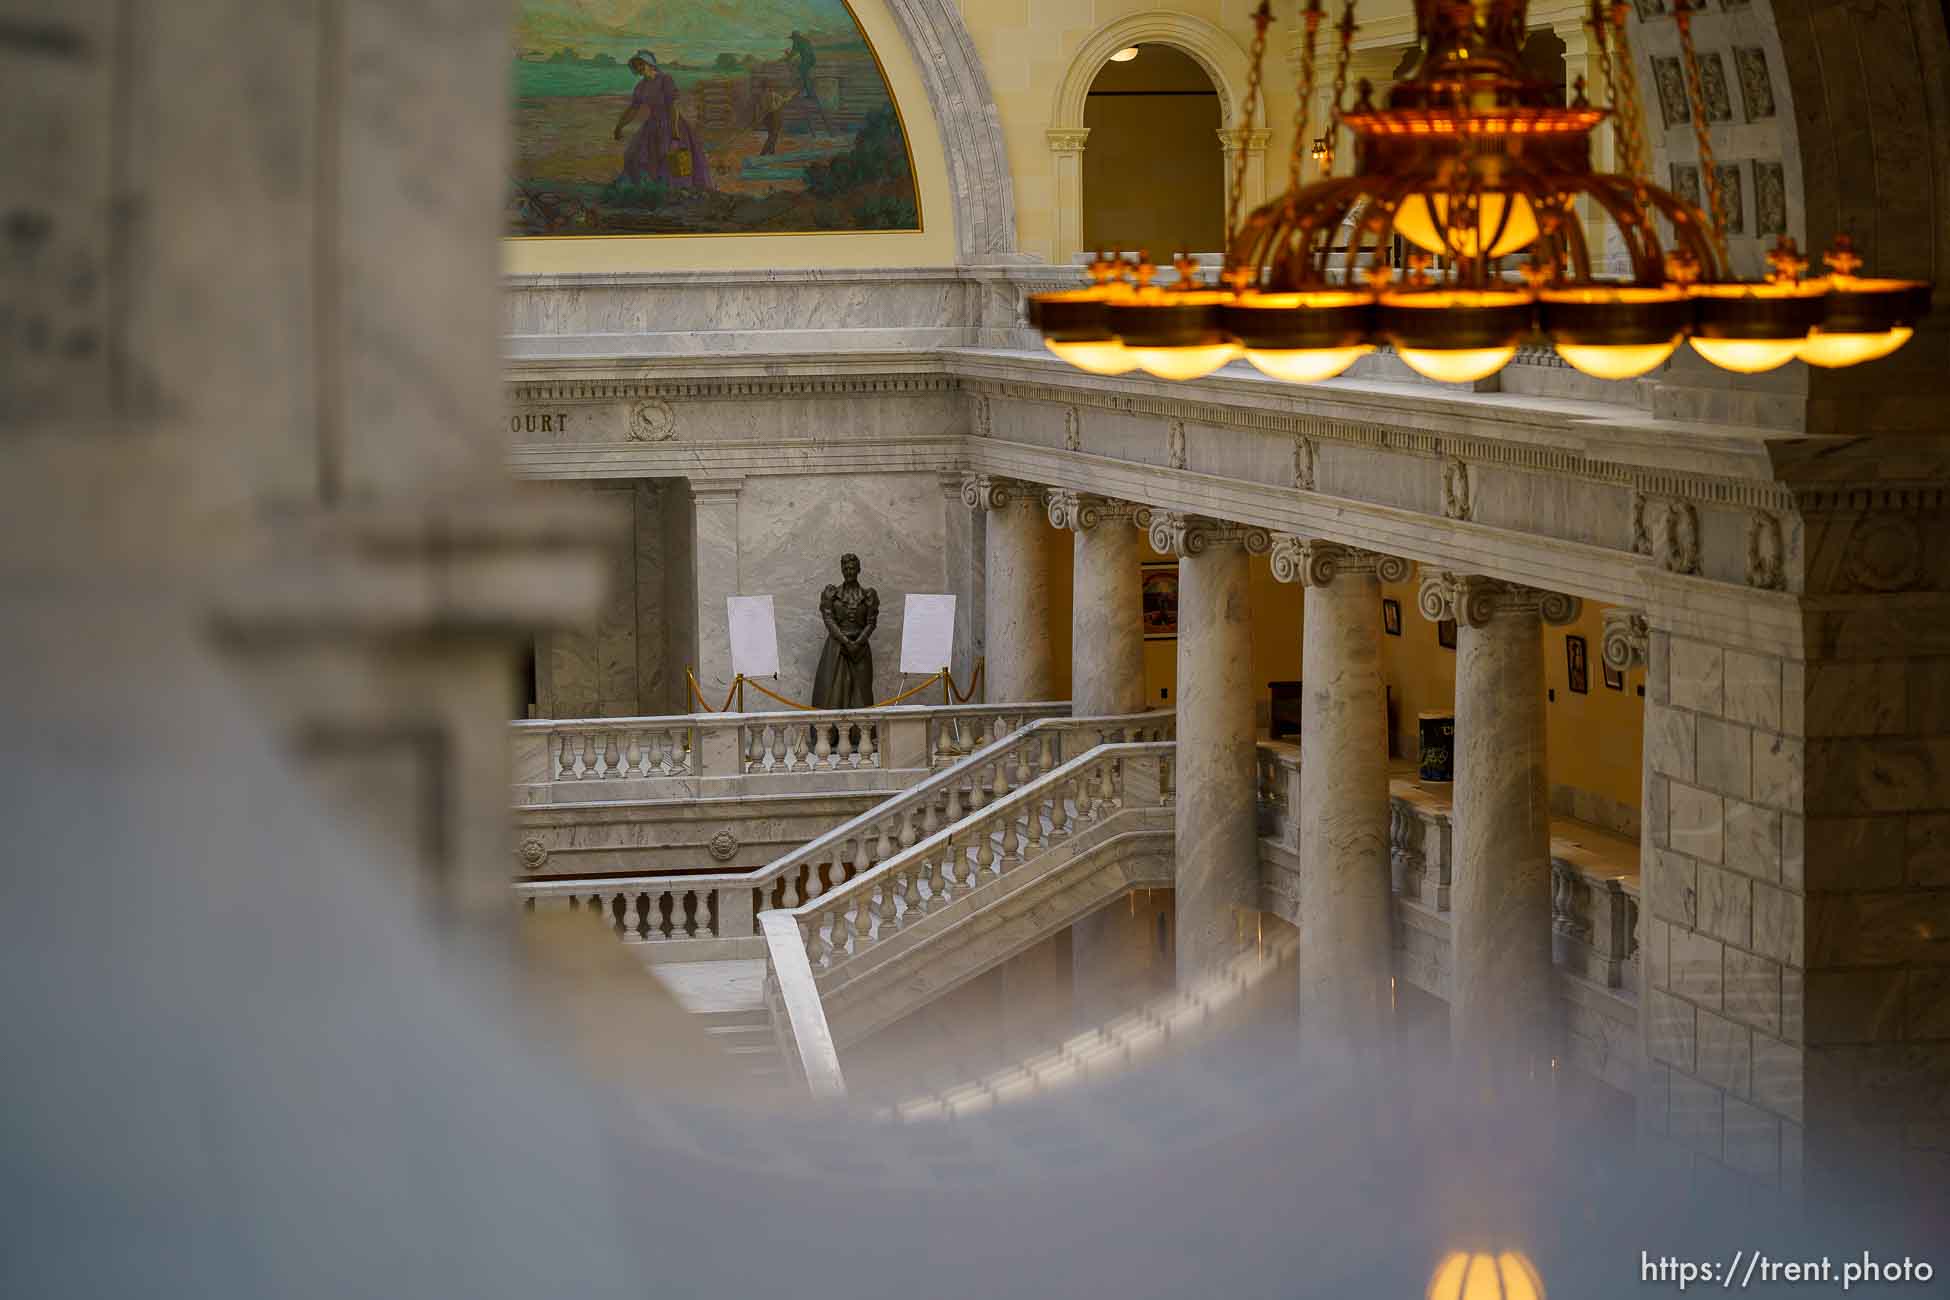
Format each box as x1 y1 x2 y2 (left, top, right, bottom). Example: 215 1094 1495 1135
684 659 987 713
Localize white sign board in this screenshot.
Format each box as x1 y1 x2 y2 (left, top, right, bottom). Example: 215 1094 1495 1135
899 594 958 674
726 595 780 678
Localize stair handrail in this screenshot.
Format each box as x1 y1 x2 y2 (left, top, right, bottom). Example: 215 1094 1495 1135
744 710 1172 905
763 739 1176 1096
512 709 1172 925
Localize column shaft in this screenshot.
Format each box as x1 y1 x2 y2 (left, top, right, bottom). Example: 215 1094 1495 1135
690 479 742 704
1071 523 1144 716
1174 543 1258 980
1298 570 1394 1053
1451 604 1554 1072
984 499 1054 702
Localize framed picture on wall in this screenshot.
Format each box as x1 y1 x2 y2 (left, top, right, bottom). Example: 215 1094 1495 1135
1603 660 1625 691
1437 618 1457 650
1141 562 1179 640
1381 597 1402 637
1567 634 1591 694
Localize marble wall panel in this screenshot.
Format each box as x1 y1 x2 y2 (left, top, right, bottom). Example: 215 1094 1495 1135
737 473 950 709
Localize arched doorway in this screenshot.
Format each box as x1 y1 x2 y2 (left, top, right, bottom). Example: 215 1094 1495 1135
1047 13 1265 266
1081 45 1225 259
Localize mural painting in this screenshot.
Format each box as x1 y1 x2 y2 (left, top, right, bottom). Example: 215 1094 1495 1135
510 1 920 236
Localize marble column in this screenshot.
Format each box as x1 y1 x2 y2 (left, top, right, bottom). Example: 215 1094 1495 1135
1155 512 1269 982
1419 573 1582 1080
962 475 1055 703
690 477 744 706
1048 491 1144 716
1272 537 1412 1064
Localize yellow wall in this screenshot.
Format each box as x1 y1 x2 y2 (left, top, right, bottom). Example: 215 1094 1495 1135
503 0 958 272
1081 45 1225 254
1040 548 1643 818
1376 579 1645 813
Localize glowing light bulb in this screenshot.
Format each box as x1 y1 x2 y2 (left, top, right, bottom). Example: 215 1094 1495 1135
1243 345 1371 383
1689 336 1805 374
1554 338 1681 380
1109 45 1140 62
1128 343 1240 380
1397 345 1517 384
1044 337 1138 375
1393 193 1540 260
1797 325 1914 368
1427 1251 1546 1300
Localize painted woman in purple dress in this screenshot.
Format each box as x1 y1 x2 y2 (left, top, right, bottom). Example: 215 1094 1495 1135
612 50 711 191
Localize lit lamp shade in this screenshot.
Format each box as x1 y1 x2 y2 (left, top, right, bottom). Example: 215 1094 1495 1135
1799 277 1931 368
1428 1252 1546 1300
1106 290 1240 381
1688 282 1828 374
1029 288 1138 375
1379 289 1535 384
1539 285 1692 380
1393 192 1540 260
1222 290 1377 384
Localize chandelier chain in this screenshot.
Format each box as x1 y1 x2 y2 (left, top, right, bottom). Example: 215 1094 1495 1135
1227 2 1275 245
1605 3 1650 183
1288 0 1327 193
1328 0 1357 157
1672 0 1729 261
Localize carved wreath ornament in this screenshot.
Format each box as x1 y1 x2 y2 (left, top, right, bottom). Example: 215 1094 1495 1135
707 830 740 862
628 398 676 442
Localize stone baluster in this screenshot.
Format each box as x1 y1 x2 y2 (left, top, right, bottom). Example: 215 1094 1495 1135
1418 572 1582 1080
1272 537 1414 1068
1156 512 1270 980
963 475 1055 702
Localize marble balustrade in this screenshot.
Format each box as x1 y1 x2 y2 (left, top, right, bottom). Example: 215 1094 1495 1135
510 701 1068 804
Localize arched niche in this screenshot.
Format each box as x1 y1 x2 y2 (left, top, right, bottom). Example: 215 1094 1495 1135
1048 11 1270 266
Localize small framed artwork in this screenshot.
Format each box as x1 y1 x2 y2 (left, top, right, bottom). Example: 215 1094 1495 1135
1381 597 1403 637
1141 562 1179 640
1566 634 1591 694
1603 660 1625 691
1437 618 1457 650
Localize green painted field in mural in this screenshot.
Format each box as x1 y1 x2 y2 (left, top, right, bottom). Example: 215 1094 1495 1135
510 0 920 237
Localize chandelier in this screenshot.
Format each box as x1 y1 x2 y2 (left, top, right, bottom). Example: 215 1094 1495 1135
1030 0 1932 385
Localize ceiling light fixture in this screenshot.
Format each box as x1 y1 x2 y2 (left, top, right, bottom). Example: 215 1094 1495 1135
1109 45 1141 62
1033 0 1932 387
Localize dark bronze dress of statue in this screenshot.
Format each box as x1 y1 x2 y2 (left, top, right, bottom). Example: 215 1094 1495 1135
811 553 879 709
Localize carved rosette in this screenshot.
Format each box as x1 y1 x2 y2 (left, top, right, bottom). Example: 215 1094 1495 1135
518 838 549 871
1047 489 1135 532
960 473 1039 514
1268 536 1413 587
1418 572 1582 629
1148 511 1270 559
707 830 739 862
1600 608 1650 672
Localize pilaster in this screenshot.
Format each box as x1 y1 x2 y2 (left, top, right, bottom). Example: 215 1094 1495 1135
689 476 744 703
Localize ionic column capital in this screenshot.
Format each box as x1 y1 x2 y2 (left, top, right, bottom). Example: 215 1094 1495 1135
1046 127 1091 154
1601 608 1650 672
1416 572 1582 628
960 473 1044 514
1148 511 1271 559
1046 489 1141 532
1267 536 1413 587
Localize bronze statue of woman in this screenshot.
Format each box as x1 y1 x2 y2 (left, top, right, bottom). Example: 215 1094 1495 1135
811 553 878 709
